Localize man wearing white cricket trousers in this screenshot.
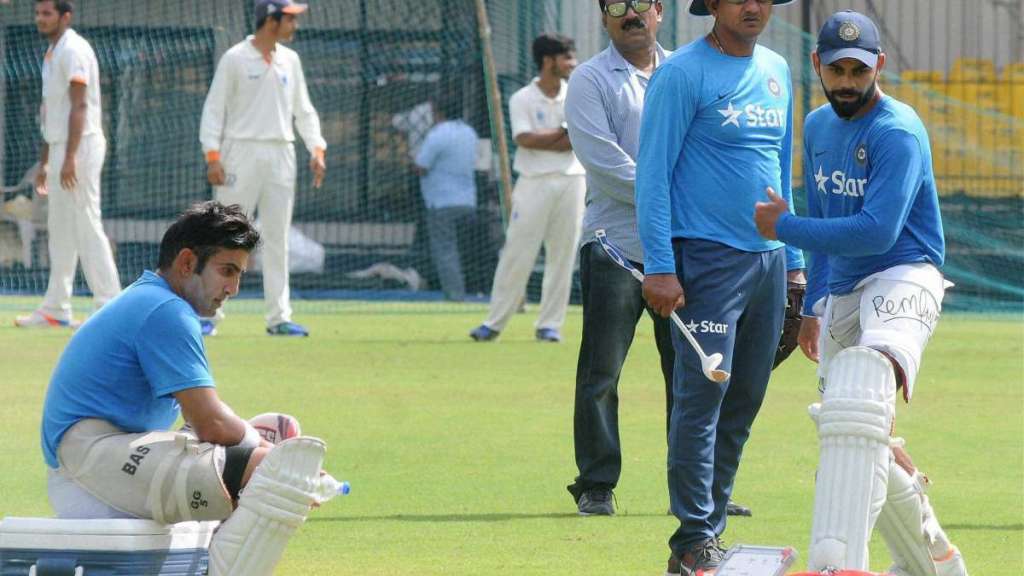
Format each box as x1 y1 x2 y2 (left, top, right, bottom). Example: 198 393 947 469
16 0 121 328
200 0 326 337
470 33 585 343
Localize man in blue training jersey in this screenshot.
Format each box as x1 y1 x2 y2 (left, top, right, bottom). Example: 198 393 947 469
41 201 327 575
635 0 805 573
754 11 968 576
564 0 751 520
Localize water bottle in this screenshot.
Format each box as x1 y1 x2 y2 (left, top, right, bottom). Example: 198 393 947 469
314 473 351 504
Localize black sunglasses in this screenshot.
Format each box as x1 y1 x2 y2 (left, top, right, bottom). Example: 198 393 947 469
604 0 657 18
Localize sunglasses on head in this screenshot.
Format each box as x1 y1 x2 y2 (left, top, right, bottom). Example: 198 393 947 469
603 0 657 18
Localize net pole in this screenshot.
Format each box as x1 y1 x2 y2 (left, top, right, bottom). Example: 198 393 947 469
474 0 515 223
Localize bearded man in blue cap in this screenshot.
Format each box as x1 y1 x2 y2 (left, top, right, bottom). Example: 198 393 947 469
755 10 968 576
635 0 805 573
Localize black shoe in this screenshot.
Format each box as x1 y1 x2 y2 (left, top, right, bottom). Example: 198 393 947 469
726 499 752 517
665 538 726 575
577 488 615 516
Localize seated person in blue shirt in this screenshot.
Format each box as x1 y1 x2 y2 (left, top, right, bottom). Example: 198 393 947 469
754 10 968 576
41 201 327 576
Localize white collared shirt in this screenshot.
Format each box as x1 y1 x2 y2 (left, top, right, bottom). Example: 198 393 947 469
508 78 585 177
40 28 103 144
200 36 326 157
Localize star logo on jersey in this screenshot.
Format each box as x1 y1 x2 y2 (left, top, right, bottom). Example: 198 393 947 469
718 102 743 127
685 319 699 332
815 165 829 194
820 166 868 197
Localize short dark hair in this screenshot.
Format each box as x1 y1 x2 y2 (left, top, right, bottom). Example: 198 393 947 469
157 202 261 273
532 33 575 71
36 0 74 16
255 11 284 32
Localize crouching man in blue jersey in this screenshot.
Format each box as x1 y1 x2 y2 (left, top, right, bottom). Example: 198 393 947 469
636 0 805 573
41 202 327 576
755 11 968 576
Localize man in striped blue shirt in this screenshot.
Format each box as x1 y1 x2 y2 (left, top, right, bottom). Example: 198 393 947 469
564 0 675 518
635 0 804 573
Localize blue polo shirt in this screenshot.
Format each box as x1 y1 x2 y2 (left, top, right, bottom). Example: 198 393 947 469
41 271 215 468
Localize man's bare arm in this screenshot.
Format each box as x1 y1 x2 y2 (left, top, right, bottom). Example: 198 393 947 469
174 387 259 446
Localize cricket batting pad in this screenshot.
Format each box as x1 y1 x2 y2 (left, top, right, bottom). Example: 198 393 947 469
209 436 326 576
877 455 969 576
808 347 896 572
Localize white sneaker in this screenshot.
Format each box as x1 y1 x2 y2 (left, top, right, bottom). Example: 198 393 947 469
14 311 78 328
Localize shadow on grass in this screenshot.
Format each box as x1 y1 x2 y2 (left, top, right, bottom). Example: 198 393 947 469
944 523 1024 532
309 512 669 523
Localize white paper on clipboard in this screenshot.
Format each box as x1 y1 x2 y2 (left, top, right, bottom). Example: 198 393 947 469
715 545 798 576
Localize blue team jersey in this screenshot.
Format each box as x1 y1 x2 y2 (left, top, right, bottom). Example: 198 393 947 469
776 96 945 314
636 38 804 275
41 271 215 468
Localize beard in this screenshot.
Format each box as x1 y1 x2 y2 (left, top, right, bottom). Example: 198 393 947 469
822 78 877 119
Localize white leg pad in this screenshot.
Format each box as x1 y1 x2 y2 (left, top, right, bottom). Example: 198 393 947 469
877 458 969 576
209 436 326 576
808 347 896 572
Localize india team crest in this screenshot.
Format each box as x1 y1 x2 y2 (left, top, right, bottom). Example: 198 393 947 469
767 77 782 97
855 144 868 165
839 22 861 42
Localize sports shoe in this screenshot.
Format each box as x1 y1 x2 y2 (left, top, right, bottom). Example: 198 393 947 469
535 327 561 342
726 500 752 517
577 488 615 516
199 319 217 337
666 538 726 576
469 324 499 341
266 321 310 337
14 311 77 329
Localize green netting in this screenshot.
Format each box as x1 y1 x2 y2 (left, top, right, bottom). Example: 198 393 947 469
1 0 1021 315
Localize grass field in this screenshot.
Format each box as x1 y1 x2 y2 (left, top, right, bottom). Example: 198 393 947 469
1 304 1021 575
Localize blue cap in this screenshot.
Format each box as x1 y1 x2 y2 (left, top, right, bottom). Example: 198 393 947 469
817 10 881 67
254 0 307 23
689 0 794 17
